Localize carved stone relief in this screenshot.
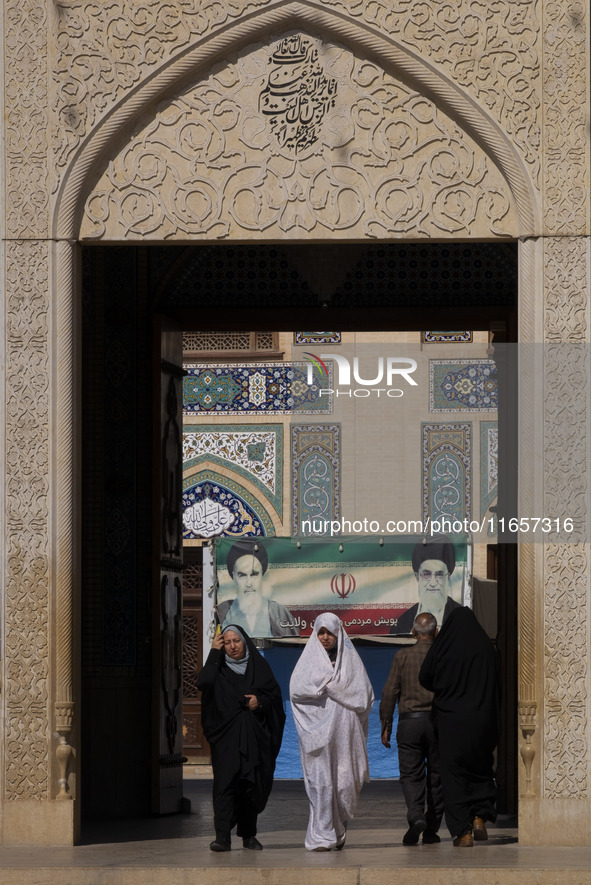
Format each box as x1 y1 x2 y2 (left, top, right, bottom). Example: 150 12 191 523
544 237 589 342
543 545 588 797
333 0 542 185
53 0 541 198
4 240 51 799
5 0 49 238
542 0 589 234
542 237 590 799
81 33 518 240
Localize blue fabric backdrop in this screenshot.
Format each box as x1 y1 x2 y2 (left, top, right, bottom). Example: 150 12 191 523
262 646 400 779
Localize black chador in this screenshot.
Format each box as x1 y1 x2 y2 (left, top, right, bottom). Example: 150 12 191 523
419 607 501 839
197 625 285 846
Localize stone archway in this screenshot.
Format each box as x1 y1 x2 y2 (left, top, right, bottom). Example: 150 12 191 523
2 0 589 848
53 6 537 241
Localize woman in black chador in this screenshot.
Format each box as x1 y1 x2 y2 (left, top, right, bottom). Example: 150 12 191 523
197 624 285 852
419 606 501 847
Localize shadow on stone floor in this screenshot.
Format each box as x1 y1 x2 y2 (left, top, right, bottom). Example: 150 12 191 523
79 778 517 846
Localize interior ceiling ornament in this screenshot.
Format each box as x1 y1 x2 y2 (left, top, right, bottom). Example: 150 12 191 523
81 34 517 240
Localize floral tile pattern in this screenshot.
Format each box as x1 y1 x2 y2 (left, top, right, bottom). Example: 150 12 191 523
291 424 340 536
183 362 332 415
422 423 472 525
183 424 283 517
430 359 497 412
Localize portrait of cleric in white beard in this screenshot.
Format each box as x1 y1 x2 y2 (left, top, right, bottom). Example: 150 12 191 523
217 540 299 638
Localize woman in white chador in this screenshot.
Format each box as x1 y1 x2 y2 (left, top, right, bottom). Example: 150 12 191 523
289 612 374 850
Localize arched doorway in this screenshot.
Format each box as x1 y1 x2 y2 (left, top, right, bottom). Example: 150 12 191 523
80 241 518 822
59 0 536 842
1 0 587 852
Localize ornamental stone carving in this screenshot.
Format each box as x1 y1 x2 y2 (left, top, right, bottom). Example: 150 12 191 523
4 240 51 799
544 237 588 342
543 238 589 539
5 0 49 238
542 0 589 234
80 33 517 240
54 0 541 197
543 545 588 798
542 237 590 800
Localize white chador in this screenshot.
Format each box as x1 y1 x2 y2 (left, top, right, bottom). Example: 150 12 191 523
289 612 374 850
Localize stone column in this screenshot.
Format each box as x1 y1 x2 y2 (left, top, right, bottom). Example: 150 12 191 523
518 236 591 845
517 0 591 845
2 0 78 845
1 237 79 845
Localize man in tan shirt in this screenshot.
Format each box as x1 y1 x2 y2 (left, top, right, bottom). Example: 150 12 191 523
380 612 443 845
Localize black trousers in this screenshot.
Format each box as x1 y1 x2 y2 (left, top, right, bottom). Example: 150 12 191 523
438 737 497 838
212 769 258 841
396 716 444 832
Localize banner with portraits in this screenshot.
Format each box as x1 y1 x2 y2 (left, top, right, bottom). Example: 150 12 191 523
211 535 470 640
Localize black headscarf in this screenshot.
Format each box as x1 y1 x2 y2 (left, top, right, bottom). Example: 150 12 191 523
197 624 285 812
419 606 501 726
419 606 501 836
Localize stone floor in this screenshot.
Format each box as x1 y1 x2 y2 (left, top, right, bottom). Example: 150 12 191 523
0 779 590 884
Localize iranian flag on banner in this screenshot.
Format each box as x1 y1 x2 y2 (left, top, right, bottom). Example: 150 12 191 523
212 536 469 639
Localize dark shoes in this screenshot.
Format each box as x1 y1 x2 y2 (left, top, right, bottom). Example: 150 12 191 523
209 838 231 852
402 819 426 845
472 816 488 841
211 834 263 851
422 831 441 844
453 832 474 847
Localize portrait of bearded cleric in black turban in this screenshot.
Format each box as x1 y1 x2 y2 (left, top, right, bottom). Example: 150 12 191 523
390 535 461 635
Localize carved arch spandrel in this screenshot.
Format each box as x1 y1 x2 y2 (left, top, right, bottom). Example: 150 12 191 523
54 3 538 240
81 33 520 241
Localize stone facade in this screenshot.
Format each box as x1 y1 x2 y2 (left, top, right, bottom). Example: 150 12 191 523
1 0 590 846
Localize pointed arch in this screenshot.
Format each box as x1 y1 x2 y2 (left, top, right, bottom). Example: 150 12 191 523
182 466 280 538
54 2 538 240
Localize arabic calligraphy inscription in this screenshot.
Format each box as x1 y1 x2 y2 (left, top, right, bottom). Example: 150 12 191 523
183 497 235 538
260 35 337 156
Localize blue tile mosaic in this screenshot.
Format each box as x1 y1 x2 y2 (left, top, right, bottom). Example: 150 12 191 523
183 362 332 415
183 424 283 518
430 359 497 412
422 423 472 525
291 425 340 536
182 470 275 539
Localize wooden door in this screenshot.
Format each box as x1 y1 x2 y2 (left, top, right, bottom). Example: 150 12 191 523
182 549 210 761
152 315 185 814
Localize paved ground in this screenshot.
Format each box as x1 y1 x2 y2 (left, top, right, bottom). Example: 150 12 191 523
0 779 590 884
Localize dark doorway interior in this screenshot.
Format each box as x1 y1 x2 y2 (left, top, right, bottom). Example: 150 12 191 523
80 242 518 822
